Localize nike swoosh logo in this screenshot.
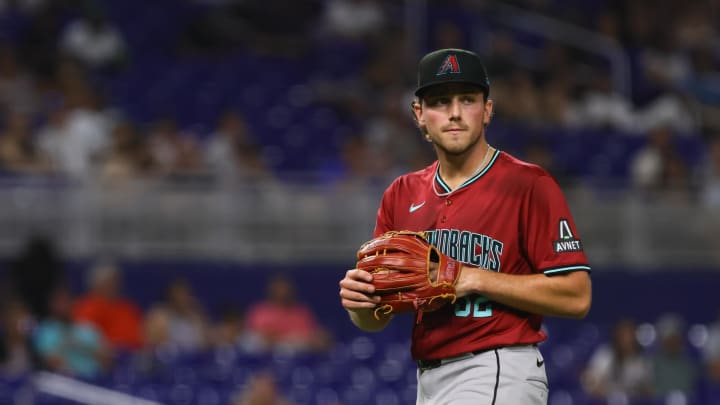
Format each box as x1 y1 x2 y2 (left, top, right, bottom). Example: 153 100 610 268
536 359 544 367
409 201 426 213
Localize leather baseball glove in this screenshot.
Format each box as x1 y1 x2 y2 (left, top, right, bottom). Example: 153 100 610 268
356 231 462 320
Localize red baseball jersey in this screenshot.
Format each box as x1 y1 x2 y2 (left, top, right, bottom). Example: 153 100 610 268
373 150 591 360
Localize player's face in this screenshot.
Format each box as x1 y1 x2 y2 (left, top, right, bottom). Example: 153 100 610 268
415 84 493 157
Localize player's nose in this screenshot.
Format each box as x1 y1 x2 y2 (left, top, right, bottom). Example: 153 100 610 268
448 98 462 119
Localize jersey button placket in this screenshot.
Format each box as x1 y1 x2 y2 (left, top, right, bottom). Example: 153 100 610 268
440 198 451 223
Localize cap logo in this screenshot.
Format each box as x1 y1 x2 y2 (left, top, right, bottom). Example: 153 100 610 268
436 54 461 76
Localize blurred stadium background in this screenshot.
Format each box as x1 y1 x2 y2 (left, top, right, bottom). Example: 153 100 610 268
0 0 719 404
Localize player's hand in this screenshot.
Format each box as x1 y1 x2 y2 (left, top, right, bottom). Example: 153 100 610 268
453 264 484 298
339 268 381 310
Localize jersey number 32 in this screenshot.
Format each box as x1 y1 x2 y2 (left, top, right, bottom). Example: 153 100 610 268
454 295 493 318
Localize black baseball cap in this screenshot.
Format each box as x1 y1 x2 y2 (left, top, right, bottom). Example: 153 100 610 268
414 48 490 97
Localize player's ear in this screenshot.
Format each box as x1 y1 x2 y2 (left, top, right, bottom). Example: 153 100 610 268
411 99 425 127
483 98 493 127
410 98 431 141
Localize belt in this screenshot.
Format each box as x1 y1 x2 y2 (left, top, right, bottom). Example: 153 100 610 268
416 349 489 372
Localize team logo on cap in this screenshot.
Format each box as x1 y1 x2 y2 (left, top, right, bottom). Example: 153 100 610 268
436 54 461 75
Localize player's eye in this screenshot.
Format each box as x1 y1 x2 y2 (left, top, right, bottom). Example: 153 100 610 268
427 97 450 106
460 95 476 104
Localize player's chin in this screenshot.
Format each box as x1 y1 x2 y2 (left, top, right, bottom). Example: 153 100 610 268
435 140 473 156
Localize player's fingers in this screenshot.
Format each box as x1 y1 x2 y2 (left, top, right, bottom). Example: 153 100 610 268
345 268 373 282
339 287 380 304
339 279 375 296
341 298 378 310
340 271 375 294
429 262 438 282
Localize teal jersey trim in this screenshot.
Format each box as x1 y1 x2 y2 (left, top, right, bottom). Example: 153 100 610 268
435 149 501 193
543 265 592 275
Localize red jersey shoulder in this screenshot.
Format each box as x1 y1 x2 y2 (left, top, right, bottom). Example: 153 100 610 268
374 162 437 237
387 161 437 193
495 151 555 185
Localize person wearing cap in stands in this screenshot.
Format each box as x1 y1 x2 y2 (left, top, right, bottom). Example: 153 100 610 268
339 48 592 404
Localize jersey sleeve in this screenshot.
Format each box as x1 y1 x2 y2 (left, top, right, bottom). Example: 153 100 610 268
373 180 398 237
523 175 591 275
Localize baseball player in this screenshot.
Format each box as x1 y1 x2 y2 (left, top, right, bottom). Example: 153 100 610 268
339 48 592 404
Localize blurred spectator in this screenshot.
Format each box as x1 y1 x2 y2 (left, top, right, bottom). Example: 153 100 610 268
594 10 620 41
704 309 720 384
631 126 669 190
493 70 543 125
0 298 36 377
232 143 273 182
211 305 243 347
640 31 691 90
34 285 112 379
697 136 720 207
361 32 411 94
232 371 294 405
17 4 64 80
8 235 64 320
205 110 251 171
535 43 574 85
581 318 653 400
0 111 52 174
482 31 517 82
245 274 332 354
144 277 210 353
539 74 576 127
616 2 654 48
630 126 689 194
204 110 270 183
0 43 37 115
633 92 697 134
36 103 74 174
322 0 386 42
661 153 693 203
569 69 635 132
99 120 155 185
72 261 144 352
310 31 409 124
649 313 700 399
59 5 128 72
0 4 716 400
318 134 392 187
363 87 423 174
37 73 115 179
672 3 717 50
0 0 48 14
147 117 204 179
682 46 720 132
211 304 264 354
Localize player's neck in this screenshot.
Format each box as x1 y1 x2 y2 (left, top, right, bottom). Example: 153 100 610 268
437 141 493 191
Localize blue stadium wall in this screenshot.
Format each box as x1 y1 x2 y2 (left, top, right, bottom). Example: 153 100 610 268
6 260 713 332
